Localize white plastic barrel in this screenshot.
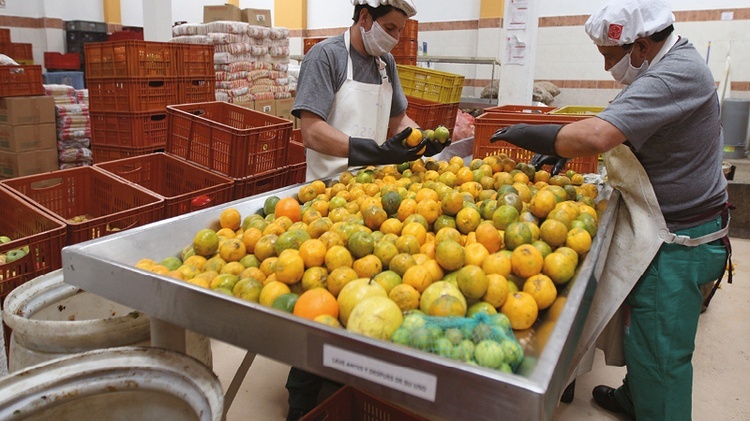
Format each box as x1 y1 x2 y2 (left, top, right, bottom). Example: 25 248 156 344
0 346 224 421
2 270 212 372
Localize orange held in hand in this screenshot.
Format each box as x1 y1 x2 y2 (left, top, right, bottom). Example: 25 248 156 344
404 128 423 147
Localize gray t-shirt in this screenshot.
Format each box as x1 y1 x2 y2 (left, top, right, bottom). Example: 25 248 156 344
292 33 408 123
597 37 728 230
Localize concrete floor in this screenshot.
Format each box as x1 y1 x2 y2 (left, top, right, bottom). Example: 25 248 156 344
211 237 750 421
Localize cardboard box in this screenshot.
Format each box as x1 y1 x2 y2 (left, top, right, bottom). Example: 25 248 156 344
234 100 254 110
254 99 276 116
242 8 271 27
0 96 56 126
0 123 57 152
275 97 294 121
203 4 242 23
0 148 59 178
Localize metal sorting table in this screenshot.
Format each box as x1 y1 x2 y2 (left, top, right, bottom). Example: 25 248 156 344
62 177 619 420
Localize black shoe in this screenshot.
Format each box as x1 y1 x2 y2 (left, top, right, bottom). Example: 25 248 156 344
560 380 575 403
592 385 625 413
286 407 309 421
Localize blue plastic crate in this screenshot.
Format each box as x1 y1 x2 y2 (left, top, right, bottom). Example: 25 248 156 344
42 71 85 89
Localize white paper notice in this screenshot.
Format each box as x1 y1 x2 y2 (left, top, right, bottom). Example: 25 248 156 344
508 0 529 30
323 344 437 401
505 35 527 65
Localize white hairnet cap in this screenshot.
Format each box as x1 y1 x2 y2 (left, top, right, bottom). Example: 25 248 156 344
351 0 417 18
585 0 675 46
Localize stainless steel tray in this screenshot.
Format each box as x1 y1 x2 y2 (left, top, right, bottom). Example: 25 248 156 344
62 178 619 420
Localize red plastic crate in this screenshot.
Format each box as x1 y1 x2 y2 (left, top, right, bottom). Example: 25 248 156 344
92 144 164 163
175 44 215 78
472 112 599 174
405 95 459 131
403 19 419 39
85 41 177 79
91 111 168 148
303 37 327 54
167 101 292 179
95 152 234 218
232 168 288 201
484 104 556 114
8 43 33 60
0 166 164 246
44 52 81 70
107 31 144 42
286 129 305 186
178 77 217 104
0 28 10 44
301 386 429 421
0 65 44 97
87 78 179 112
0 185 67 302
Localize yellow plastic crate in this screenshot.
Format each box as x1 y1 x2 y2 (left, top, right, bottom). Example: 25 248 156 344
397 64 464 104
550 105 605 115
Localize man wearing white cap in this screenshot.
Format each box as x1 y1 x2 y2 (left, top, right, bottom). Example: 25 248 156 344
286 1 449 419
491 1 731 419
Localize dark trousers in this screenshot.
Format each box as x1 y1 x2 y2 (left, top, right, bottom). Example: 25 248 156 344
285 367 323 410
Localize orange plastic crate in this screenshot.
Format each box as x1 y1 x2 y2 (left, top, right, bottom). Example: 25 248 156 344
95 152 234 218
178 77 216 104
394 56 417 66
175 44 215 78
85 41 177 79
484 104 556 114
472 112 599 174
403 19 419 39
303 37 327 54
405 95 459 131
1 166 164 246
392 37 417 57
232 168 287 201
44 52 81 70
0 65 43 97
286 129 305 186
10 43 33 60
92 144 164 163
167 101 292 179
0 185 66 301
91 111 168 149
301 386 429 421
87 78 179 113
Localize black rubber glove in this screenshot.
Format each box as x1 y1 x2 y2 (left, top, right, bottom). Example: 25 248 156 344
348 127 426 167
423 138 451 157
490 123 563 156
530 153 568 176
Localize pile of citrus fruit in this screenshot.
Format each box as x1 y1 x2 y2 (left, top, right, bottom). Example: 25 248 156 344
135 154 605 366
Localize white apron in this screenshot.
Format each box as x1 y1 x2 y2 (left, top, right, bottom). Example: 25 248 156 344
305 30 393 181
565 144 729 388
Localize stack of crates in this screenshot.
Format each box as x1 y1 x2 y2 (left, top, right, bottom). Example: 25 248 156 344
65 21 109 71
0 27 34 65
85 41 214 162
398 64 464 136
392 19 418 65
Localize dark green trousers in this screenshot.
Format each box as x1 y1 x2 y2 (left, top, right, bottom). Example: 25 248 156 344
614 217 728 420
285 367 323 411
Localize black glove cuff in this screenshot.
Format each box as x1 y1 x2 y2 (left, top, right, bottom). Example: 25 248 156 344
348 137 379 167
491 124 563 156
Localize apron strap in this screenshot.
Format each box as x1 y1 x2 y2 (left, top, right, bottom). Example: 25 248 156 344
658 223 729 246
703 202 735 308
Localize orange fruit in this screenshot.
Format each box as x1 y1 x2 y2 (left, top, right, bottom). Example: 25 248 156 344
395 235 421 255
475 222 503 253
482 252 511 277
482 274 510 308
405 128 423 147
435 227 462 245
362 205 387 231
415 187 438 203
325 245 354 272
327 266 358 297
314 314 342 328
428 295 466 317
565 227 592 256
415 199 441 225
401 222 427 245
353 254 383 279
456 265 489 300
396 198 417 222
275 197 301 223
254 234 278 261
301 266 328 291
523 274 557 310
259 281 292 307
193 229 219 257
504 221 533 251
402 265 433 293
388 253 417 277
510 244 544 278
500 291 539 330
219 208 242 231
220 261 245 276
455 206 481 235
183 255 207 271
299 239 327 268
539 218 569 248
464 242 490 267
529 189 557 219
440 190 464 216
294 288 339 320
298 184 318 204
219 237 247 262
435 240 465 271
241 227 263 253
388 283 420 312
380 218 403 236
203 256 227 273
240 266 266 284
543 251 576 285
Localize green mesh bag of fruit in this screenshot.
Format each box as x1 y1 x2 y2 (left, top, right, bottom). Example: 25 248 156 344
390 312 524 372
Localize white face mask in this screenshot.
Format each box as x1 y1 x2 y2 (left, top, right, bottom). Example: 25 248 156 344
609 51 649 85
360 21 398 56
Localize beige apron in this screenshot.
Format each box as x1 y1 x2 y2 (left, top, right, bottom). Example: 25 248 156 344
565 144 729 387
305 30 393 181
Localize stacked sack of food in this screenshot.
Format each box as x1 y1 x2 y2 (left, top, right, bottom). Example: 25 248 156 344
43 84 93 169
75 89 89 106
170 21 292 104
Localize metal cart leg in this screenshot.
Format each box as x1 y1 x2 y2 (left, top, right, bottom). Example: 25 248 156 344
223 351 256 418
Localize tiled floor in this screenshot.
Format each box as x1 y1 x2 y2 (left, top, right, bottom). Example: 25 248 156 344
211 237 750 420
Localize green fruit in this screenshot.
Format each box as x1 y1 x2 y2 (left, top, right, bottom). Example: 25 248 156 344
0 236 11 244
444 328 464 346
5 248 27 263
233 278 263 302
434 337 454 357
474 340 505 369
422 129 435 141
391 327 412 346
263 196 280 217
272 293 299 313
381 190 402 217
434 125 450 143
160 256 183 271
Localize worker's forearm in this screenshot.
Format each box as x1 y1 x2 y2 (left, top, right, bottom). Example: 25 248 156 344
555 117 626 158
300 118 351 158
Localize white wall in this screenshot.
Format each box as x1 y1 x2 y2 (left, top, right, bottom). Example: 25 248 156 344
541 0 750 16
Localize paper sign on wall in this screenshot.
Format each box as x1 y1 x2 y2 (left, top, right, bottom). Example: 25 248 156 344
505 35 527 65
508 0 529 30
